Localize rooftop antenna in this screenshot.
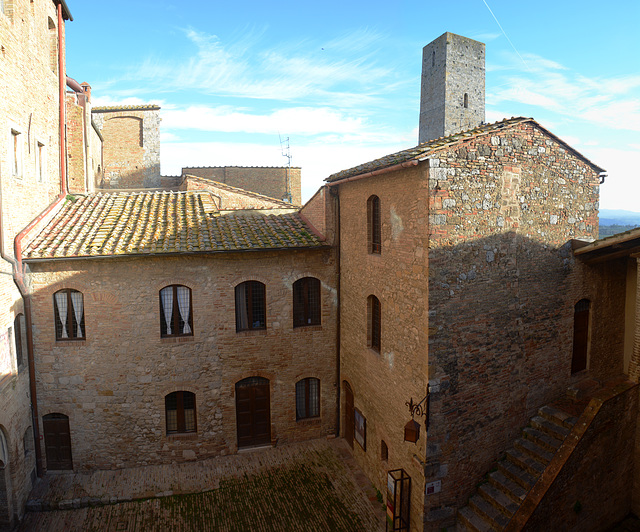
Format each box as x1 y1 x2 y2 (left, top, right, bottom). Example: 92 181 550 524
279 133 293 203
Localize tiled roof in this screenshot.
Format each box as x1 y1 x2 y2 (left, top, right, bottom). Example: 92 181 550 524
23 191 325 261
92 105 161 112
325 117 605 182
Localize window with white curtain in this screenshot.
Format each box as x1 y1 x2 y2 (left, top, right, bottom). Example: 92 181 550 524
53 289 85 340
235 281 266 332
159 285 193 337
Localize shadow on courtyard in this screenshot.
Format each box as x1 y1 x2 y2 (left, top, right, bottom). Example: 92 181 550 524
18 438 384 532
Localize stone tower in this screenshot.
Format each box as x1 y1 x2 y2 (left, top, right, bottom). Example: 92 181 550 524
418 32 485 144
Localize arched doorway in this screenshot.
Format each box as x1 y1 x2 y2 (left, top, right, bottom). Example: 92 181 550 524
343 381 354 448
235 377 271 448
43 413 73 470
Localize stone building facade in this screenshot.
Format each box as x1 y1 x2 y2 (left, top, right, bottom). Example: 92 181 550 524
92 105 161 189
0 0 72 528
22 189 337 470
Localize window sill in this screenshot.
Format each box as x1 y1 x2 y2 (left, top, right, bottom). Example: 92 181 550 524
166 432 198 441
296 417 321 425
368 347 381 356
293 324 322 331
55 339 86 346
236 328 267 336
160 336 194 344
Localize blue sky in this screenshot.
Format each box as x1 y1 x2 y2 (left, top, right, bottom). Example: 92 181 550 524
65 1 639 209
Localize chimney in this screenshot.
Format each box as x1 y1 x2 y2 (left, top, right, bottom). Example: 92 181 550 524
80 82 91 103
418 32 485 144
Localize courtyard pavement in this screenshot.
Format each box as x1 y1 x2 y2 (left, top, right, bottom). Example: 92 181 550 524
19 437 386 531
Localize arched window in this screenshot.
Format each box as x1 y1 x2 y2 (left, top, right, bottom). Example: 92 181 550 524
571 299 590 374
159 285 193 337
381 440 389 461
235 281 266 331
368 295 381 352
14 313 26 369
48 17 57 74
296 378 320 420
165 391 197 434
293 277 321 327
367 195 381 254
463 93 469 109
53 289 84 340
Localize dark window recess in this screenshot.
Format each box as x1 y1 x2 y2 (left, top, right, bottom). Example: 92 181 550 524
367 195 381 254
296 378 320 420
368 295 381 352
235 281 266 331
463 93 469 108
293 277 321 327
53 289 85 340
14 313 26 368
159 285 193 337
381 440 389 461
571 299 590 374
165 391 197 434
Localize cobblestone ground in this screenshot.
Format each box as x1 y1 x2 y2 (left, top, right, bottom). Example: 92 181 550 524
20 439 385 531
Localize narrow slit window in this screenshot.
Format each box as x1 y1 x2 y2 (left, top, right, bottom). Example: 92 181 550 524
367 195 381 254
368 295 381 353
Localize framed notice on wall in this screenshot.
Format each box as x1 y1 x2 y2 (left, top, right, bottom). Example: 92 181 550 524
354 408 366 451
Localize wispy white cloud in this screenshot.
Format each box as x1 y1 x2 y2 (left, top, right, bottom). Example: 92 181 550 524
488 51 640 133
105 27 400 109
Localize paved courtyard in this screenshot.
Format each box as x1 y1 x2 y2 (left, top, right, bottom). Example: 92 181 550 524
19 438 385 531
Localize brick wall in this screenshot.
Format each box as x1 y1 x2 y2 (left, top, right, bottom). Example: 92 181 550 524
65 94 85 194
336 164 430 532
93 108 160 189
28 248 337 470
183 176 292 210
182 167 302 206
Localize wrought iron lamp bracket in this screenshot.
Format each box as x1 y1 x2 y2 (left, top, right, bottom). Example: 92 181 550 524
405 384 431 431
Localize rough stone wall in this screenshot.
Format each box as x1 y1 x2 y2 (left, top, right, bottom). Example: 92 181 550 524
424 122 601 526
182 167 302 206
419 33 485 144
514 382 637 531
93 108 160 189
337 165 430 532
28 248 337 471
0 0 65 526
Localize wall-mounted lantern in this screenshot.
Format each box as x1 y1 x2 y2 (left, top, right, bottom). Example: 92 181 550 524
404 385 431 444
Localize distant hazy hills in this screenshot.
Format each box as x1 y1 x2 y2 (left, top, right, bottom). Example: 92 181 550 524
599 209 640 227
598 209 640 237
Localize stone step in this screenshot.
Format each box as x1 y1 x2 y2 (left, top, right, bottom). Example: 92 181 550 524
478 481 519 517
506 448 545 478
514 437 554 465
538 405 578 429
498 458 536 490
566 379 600 401
469 493 510 530
530 415 571 441
458 505 493 532
489 470 528 504
522 427 563 454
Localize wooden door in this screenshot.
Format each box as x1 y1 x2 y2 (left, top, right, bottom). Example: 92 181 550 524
571 299 590 374
344 381 354 448
43 414 73 470
236 377 271 448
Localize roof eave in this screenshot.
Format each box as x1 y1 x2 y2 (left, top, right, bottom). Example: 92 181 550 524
54 0 73 21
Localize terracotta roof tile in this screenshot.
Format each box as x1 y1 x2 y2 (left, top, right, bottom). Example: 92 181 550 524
92 105 160 112
23 191 324 261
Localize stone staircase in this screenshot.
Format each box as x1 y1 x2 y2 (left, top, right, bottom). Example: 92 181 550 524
457 405 577 532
